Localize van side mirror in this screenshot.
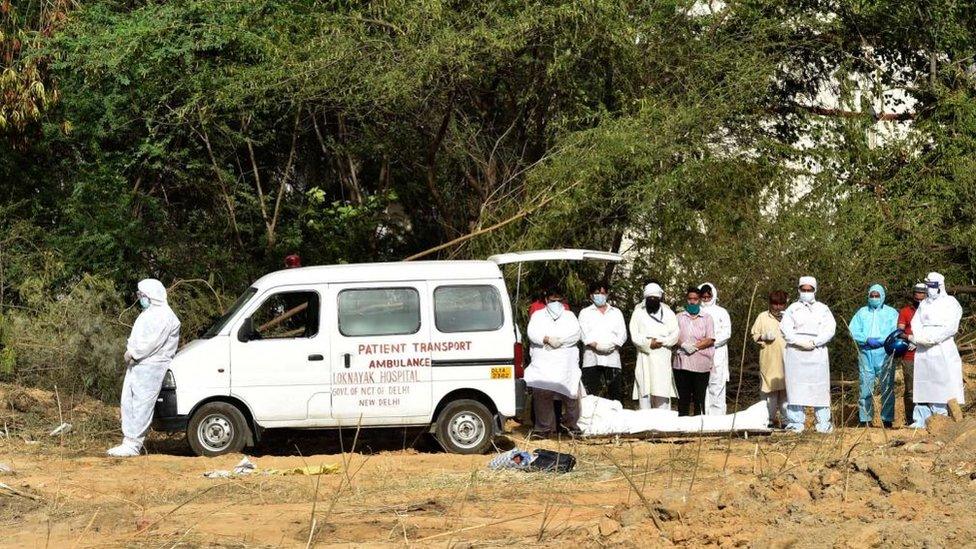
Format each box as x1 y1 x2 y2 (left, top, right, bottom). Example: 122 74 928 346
238 317 256 342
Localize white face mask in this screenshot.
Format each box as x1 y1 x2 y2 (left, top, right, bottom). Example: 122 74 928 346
799 291 815 304
927 287 940 298
546 301 564 319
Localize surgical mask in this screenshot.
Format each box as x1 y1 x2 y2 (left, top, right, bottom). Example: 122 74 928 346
799 292 815 304
138 296 151 310
645 297 661 314
868 297 882 309
685 303 701 315
927 284 940 298
591 294 608 307
546 301 564 319
702 297 714 307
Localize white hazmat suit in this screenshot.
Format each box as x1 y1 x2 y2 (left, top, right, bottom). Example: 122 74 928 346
780 276 836 433
701 283 732 415
910 272 964 427
525 307 582 398
108 279 181 457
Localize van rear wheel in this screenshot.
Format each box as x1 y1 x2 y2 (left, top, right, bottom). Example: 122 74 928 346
435 399 494 454
187 402 249 457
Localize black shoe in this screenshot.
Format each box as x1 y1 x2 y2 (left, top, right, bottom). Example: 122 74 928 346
560 426 583 438
882 421 893 429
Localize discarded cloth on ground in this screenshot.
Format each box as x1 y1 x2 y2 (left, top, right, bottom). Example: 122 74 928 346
577 396 769 436
203 456 257 479
203 457 341 479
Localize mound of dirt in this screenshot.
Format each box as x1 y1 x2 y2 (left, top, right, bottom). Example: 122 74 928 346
0 382 118 442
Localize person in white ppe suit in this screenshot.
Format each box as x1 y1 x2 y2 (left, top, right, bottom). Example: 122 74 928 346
780 276 836 433
579 281 628 402
699 283 732 415
525 287 582 437
630 283 679 410
108 279 181 457
905 272 964 428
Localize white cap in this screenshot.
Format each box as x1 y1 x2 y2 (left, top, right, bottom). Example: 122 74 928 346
798 276 817 291
925 272 945 286
643 283 663 298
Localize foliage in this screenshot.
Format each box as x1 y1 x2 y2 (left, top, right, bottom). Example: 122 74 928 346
2 0 976 399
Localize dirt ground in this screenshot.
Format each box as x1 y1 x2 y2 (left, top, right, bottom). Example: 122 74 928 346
3 382 976 548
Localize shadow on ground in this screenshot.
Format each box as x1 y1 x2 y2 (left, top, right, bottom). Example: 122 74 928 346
146 425 524 457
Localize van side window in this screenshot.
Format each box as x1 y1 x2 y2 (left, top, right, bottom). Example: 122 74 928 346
337 288 420 336
434 285 503 333
251 291 320 339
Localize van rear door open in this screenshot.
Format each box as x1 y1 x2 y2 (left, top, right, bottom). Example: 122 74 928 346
329 281 433 423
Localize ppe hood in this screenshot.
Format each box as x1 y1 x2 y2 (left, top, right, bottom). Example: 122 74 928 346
138 278 168 305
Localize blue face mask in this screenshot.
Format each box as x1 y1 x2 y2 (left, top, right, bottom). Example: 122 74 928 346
685 303 701 315
545 301 564 319
868 297 882 309
591 294 608 307
138 296 151 310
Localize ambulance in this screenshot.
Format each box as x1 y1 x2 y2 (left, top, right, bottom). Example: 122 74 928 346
151 249 621 456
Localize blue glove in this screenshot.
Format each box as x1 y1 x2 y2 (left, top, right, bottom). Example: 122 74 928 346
866 338 882 349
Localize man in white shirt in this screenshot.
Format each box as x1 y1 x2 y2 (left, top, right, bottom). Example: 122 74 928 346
579 282 628 403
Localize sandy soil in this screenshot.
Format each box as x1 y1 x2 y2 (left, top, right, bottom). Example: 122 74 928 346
3 382 976 548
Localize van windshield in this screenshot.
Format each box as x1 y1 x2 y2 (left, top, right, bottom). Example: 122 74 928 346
201 288 258 339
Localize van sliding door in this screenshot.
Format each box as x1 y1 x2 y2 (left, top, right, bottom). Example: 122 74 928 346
329 282 433 423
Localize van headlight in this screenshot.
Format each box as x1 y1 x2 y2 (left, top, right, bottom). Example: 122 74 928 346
162 370 176 389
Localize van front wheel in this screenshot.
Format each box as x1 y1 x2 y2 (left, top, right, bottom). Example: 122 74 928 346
187 402 249 457
435 399 494 454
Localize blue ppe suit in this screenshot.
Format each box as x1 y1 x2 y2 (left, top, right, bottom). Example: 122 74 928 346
848 284 899 423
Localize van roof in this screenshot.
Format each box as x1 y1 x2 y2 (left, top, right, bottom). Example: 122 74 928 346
252 260 504 289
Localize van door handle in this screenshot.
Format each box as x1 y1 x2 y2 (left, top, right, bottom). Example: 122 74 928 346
343 353 351 368
308 354 324 361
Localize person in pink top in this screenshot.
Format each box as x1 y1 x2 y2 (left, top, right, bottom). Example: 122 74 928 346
672 286 716 416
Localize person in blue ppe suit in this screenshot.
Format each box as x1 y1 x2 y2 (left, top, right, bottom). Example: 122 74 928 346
848 284 899 428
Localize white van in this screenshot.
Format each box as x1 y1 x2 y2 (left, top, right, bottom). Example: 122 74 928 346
152 250 621 456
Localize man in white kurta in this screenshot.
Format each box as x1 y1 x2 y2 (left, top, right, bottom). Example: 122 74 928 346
908 272 964 428
700 283 732 415
630 283 680 410
525 291 582 435
579 282 628 402
780 276 836 433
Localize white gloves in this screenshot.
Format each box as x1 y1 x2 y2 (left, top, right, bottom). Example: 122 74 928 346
681 342 699 355
795 340 816 351
123 350 135 366
763 331 778 342
911 334 934 347
545 336 563 349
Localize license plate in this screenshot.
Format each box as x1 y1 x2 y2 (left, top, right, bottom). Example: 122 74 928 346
490 367 512 379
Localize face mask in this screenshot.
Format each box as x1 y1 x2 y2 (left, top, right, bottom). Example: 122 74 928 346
702 297 714 307
591 294 608 307
799 292 815 304
546 301 564 319
138 296 151 310
685 303 701 315
927 286 940 298
868 297 882 309
645 297 661 314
